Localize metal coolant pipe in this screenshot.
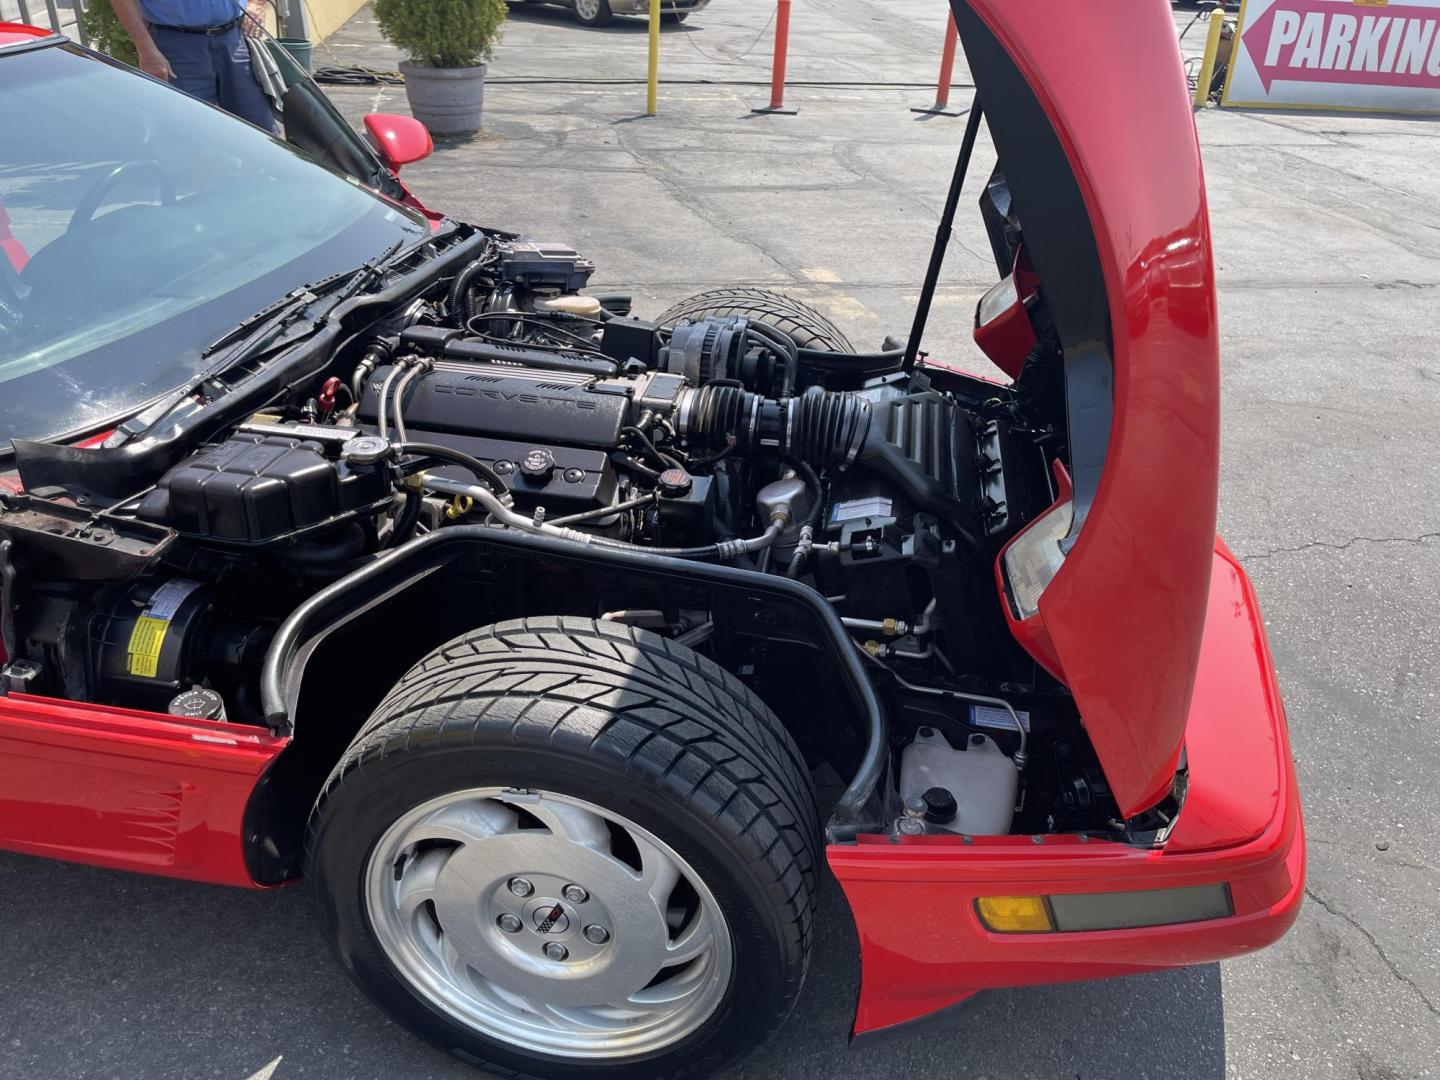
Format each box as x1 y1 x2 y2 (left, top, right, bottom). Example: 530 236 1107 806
418 473 785 561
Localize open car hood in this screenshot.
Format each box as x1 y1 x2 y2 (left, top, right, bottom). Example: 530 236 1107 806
954 0 1222 817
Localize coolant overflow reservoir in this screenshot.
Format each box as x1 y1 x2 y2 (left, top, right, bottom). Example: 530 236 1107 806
899 727 1018 835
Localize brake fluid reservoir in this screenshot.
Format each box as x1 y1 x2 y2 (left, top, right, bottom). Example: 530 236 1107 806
899 727 1018 835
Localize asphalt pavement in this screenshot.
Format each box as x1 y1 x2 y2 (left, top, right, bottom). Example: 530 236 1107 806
2 3 1437 1078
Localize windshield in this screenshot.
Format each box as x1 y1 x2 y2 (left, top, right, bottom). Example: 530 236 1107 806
0 43 426 448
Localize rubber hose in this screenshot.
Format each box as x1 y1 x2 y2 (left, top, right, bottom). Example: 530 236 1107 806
396 441 510 497
622 426 683 472
384 489 423 549
611 452 661 482
592 292 633 317
351 341 392 401
781 457 822 581
283 523 368 565
746 323 799 397
711 458 738 531
798 345 905 378
783 456 825 529
447 257 488 326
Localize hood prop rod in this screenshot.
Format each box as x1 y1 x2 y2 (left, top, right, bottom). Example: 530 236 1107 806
904 96 984 374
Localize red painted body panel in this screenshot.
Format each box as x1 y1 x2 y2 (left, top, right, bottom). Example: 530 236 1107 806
970 1 1222 817
1167 539 1285 852
832 543 1305 1035
0 694 288 887
0 21 50 47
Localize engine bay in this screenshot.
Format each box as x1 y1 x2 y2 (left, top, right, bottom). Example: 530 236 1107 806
0 221 1156 844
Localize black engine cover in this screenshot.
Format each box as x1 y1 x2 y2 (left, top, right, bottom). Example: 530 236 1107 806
409 431 618 518
359 362 629 449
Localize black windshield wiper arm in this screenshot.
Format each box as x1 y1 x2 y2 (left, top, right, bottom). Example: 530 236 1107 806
203 284 322 359
101 240 413 449
201 238 409 359
310 238 407 329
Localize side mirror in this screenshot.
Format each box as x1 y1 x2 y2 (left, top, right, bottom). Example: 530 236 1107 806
364 114 434 172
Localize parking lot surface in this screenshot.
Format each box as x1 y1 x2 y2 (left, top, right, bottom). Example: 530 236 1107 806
2 3 1437 1078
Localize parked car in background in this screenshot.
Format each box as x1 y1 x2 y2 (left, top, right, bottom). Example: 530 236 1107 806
512 0 708 28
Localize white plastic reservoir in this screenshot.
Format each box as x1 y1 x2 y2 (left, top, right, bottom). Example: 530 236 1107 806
899 726 1018 835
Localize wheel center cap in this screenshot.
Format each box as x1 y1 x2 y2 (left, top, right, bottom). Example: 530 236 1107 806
526 898 572 936
429 834 671 1006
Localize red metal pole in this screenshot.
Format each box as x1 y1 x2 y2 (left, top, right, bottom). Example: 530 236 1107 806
934 12 958 111
753 0 797 114
770 0 792 109
910 10 966 117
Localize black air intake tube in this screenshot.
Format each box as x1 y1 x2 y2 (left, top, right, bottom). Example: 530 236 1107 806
680 385 871 469
789 386 870 468
680 384 987 562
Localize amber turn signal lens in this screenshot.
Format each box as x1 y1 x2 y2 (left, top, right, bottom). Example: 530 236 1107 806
976 895 1054 933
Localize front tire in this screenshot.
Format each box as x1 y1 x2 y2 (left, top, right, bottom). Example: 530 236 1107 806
306 617 820 1079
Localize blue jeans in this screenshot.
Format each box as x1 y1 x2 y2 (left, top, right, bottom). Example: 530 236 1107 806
150 23 277 132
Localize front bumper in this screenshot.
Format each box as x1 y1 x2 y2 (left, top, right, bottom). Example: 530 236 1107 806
829 540 1305 1036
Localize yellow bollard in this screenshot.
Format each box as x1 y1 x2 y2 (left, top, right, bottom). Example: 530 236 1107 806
647 0 661 116
1193 11 1227 109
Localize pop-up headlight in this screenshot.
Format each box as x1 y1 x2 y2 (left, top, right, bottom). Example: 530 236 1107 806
1002 498 1073 620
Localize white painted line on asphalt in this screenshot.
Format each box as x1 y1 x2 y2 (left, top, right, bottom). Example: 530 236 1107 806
243 1057 283 1080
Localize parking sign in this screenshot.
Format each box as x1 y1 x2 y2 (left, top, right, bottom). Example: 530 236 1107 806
1223 0 1440 113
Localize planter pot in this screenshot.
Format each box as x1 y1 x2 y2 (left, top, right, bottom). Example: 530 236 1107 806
399 61 487 136
277 38 313 73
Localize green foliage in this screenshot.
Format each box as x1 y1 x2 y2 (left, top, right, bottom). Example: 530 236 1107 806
374 0 507 68
83 0 139 67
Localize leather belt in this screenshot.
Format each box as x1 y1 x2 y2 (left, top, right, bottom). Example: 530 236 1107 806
148 16 241 36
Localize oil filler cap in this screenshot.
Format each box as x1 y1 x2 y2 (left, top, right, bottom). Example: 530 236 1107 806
520 448 556 483
169 687 227 722
921 786 958 825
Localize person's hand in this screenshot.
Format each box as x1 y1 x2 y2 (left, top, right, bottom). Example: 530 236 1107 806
242 0 268 38
137 43 174 81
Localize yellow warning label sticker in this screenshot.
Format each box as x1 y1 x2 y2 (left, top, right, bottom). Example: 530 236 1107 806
126 615 171 678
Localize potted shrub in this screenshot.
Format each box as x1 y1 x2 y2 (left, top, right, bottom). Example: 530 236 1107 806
374 0 507 137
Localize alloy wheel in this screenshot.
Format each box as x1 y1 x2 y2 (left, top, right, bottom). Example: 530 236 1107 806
365 787 733 1059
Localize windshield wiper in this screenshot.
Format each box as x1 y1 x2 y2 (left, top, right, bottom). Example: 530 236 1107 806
108 240 414 449
202 238 409 359
201 285 323 359
309 237 407 329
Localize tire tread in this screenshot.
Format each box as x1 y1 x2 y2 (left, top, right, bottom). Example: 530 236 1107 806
653 287 855 353
305 617 821 1078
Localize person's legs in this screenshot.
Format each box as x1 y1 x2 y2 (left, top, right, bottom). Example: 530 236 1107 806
151 25 220 104
210 28 278 132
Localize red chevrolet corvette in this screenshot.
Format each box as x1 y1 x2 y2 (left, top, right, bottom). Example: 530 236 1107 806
0 3 1302 1077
